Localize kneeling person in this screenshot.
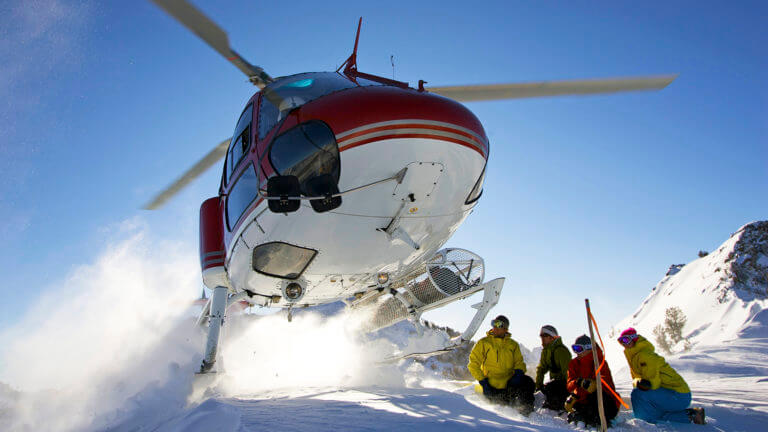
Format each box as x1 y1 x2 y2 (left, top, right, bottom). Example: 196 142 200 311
565 335 620 427
468 315 535 415
618 328 705 425
535 325 572 411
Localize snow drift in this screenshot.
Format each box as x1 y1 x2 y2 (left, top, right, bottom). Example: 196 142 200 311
0 225 203 431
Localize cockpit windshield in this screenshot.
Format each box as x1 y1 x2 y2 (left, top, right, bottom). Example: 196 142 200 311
258 72 357 140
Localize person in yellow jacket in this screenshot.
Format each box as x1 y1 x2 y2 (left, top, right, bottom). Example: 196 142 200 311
618 328 705 425
468 315 535 415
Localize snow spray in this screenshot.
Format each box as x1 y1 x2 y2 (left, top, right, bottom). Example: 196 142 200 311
0 225 202 431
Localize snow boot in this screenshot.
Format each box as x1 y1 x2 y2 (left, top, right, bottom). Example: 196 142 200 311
517 403 534 416
687 407 706 425
566 412 584 424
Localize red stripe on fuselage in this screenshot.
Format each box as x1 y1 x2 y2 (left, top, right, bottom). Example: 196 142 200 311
339 133 486 157
337 123 482 147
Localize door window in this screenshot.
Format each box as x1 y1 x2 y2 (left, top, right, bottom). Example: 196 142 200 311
226 163 259 230
226 104 253 182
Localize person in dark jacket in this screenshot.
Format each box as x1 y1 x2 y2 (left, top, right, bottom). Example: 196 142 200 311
535 324 572 410
565 335 620 427
468 315 536 415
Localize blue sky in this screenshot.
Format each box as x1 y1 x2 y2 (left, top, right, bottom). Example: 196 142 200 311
1 0 766 350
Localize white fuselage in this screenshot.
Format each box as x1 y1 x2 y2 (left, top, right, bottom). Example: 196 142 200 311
225 134 485 306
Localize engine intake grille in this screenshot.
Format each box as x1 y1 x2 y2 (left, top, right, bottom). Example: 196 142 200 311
353 248 484 332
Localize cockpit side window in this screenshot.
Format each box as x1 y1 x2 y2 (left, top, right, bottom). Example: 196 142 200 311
465 163 486 205
226 163 259 231
226 104 253 183
258 95 279 140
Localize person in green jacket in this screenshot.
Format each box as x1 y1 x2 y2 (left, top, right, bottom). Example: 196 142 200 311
468 315 535 415
618 327 706 425
535 324 572 410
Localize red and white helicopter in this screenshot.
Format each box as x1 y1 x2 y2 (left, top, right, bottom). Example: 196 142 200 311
146 0 676 373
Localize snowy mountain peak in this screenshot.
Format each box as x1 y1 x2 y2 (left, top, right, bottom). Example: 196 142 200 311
722 220 768 300
613 221 768 352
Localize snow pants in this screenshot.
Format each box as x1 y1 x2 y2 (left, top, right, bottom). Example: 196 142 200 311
541 379 569 410
571 391 619 427
485 375 535 411
631 387 691 424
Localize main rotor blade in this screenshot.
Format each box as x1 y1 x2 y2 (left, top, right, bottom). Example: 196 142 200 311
151 0 272 88
426 75 678 102
143 138 230 210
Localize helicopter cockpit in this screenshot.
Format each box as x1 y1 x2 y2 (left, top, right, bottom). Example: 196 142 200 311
258 72 380 140
258 72 383 214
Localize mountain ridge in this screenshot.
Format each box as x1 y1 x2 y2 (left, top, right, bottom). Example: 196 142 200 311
612 220 768 352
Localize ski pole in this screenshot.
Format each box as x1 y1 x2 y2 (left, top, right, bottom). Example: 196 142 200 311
586 299 608 432
588 306 629 409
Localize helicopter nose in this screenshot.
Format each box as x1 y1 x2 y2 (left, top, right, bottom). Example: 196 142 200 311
299 85 489 160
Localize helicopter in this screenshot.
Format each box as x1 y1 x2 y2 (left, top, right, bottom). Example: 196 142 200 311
146 0 677 373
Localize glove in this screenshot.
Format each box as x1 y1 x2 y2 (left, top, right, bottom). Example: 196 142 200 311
578 378 597 393
508 369 524 386
564 394 577 413
634 378 652 391
479 378 492 395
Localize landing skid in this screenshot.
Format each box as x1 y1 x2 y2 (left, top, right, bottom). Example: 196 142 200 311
189 369 226 404
375 277 505 364
420 277 505 344
193 249 503 372
195 363 220 375
377 346 457 364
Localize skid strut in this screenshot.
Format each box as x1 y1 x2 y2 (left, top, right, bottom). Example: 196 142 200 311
374 277 504 363
199 285 228 373
351 248 504 359
428 277 504 344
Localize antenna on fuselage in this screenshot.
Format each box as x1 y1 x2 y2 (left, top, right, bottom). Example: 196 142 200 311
337 17 363 74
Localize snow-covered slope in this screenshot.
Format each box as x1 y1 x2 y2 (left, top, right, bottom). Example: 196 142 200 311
605 221 768 428
2 223 768 431
612 220 768 349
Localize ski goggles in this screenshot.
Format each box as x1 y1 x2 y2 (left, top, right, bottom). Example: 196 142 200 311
571 343 592 353
491 319 508 329
617 334 638 346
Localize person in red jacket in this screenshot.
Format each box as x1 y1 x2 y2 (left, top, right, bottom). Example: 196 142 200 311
565 335 621 427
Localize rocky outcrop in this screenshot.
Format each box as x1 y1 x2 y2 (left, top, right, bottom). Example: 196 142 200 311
724 221 768 300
